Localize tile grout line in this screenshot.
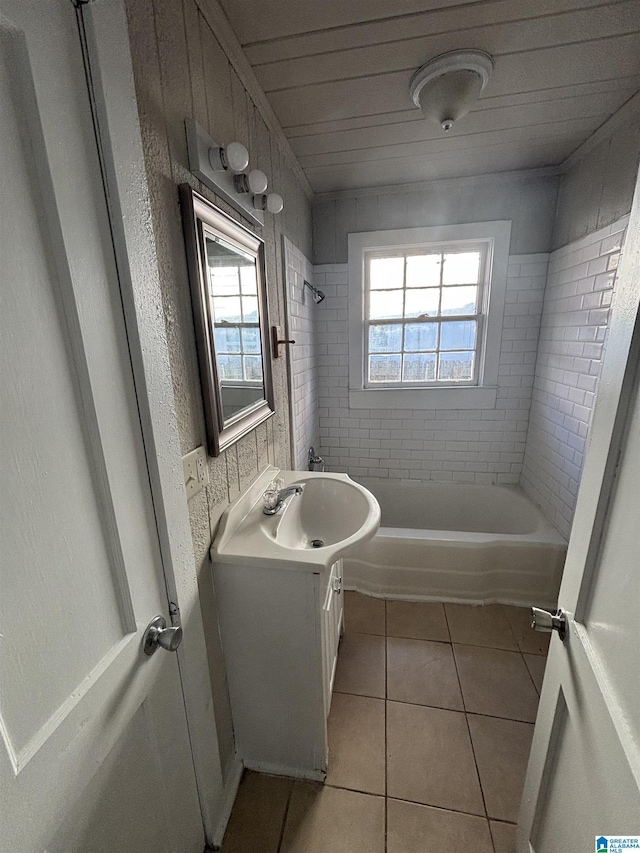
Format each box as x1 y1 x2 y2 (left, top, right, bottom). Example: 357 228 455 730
443 604 496 852
275 782 294 853
521 650 542 696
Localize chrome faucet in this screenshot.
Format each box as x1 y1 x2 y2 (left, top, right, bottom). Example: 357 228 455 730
308 446 325 471
262 483 304 515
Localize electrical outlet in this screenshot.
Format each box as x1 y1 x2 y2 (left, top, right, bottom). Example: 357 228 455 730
182 445 209 500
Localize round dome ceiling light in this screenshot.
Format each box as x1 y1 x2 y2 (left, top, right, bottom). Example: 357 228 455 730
410 50 493 133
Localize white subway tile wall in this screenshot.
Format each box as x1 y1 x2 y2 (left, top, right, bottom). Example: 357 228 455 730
312 255 548 484
521 217 629 538
284 238 319 471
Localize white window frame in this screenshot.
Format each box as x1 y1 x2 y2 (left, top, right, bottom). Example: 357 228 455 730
348 221 511 410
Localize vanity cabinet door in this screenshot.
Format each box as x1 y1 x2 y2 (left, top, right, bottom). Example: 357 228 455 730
322 560 344 716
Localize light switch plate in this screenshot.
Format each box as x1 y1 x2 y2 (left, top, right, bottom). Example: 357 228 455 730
182 445 209 500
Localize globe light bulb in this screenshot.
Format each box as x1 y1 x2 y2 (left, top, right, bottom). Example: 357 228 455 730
266 192 284 214
224 141 249 173
247 170 268 194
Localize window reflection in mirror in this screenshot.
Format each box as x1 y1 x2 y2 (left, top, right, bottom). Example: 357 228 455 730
180 186 274 456
206 234 265 421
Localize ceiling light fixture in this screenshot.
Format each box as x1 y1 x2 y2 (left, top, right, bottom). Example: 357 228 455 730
410 50 493 133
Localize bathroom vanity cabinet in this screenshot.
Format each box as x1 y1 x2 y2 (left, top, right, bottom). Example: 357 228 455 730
212 556 344 780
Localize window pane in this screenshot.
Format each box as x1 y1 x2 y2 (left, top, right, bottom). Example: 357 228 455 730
369 289 404 319
441 285 478 316
369 324 402 353
218 354 243 380
240 265 257 294
243 356 263 382
242 296 259 322
369 354 401 383
403 353 436 382
370 256 404 289
438 351 474 381
404 322 438 352
242 326 261 353
406 254 440 287
213 296 242 323
209 268 240 296
440 320 476 350
443 252 481 284
404 288 439 318
214 326 241 353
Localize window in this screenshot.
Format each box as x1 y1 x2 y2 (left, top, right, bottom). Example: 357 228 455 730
365 246 486 387
208 235 264 385
348 222 511 410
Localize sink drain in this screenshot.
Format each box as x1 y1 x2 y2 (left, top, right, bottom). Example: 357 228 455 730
310 539 325 548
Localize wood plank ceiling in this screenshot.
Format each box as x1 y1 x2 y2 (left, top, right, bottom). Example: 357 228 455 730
218 0 640 194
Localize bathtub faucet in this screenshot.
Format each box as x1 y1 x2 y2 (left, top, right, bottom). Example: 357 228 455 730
308 447 325 471
263 483 304 515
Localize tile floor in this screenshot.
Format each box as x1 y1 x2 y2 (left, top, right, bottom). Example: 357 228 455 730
220 594 549 853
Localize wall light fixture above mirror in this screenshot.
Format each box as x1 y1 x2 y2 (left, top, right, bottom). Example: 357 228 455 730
180 186 275 457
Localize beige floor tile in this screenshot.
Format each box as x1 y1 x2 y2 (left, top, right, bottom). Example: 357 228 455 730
280 781 384 853
468 714 534 823
387 701 484 815
326 693 385 795
220 770 292 853
387 798 493 853
334 633 385 698
490 820 517 853
445 603 519 650
502 605 550 655
344 591 386 636
387 637 463 710
454 645 539 722
523 653 547 694
387 600 450 641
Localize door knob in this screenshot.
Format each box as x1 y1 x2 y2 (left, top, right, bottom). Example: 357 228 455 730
143 615 183 656
531 607 567 641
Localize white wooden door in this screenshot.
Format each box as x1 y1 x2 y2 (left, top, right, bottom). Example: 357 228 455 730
0 2 204 851
518 187 640 851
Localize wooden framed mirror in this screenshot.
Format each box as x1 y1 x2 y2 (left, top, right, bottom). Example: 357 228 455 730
180 186 274 456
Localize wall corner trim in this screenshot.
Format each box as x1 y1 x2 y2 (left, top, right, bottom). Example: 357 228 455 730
560 91 640 173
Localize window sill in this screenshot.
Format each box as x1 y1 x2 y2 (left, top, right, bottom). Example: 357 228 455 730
348 386 498 410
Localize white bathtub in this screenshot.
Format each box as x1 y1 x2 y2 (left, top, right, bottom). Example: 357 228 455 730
344 478 567 608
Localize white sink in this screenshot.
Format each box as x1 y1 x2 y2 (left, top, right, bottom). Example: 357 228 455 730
211 466 381 570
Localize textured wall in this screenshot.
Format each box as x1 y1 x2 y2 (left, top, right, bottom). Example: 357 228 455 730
125 0 312 781
314 254 547 483
522 218 629 537
313 172 559 265
552 103 640 250
283 238 318 470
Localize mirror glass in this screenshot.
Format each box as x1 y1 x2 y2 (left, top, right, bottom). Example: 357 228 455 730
205 233 265 421
180 186 274 457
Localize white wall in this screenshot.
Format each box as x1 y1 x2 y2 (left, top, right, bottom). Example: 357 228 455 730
284 238 319 470
313 171 559 265
314 254 547 483
521 217 629 537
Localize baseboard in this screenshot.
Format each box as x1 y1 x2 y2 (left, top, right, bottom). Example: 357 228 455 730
243 758 326 782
